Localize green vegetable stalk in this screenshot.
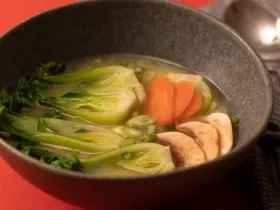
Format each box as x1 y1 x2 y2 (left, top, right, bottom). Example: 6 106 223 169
126 115 156 128
41 89 138 125
37 66 146 125
0 111 135 153
80 143 174 174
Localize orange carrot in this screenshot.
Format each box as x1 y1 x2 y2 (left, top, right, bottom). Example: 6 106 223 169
174 81 195 119
176 92 202 122
144 76 174 126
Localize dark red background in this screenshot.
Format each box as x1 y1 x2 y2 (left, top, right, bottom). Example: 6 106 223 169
1 1 259 210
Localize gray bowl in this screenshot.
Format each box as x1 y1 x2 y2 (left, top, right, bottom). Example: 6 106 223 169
0 0 273 209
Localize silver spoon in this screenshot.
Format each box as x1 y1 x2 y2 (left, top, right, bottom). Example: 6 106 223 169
224 0 280 61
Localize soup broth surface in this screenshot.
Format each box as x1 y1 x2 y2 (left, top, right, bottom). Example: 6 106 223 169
0 55 236 177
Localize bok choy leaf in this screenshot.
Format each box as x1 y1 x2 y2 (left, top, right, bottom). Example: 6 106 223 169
80 143 174 174
0 132 81 171
0 111 135 153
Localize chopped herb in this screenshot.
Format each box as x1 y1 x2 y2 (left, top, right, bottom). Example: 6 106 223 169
230 116 240 125
167 123 176 130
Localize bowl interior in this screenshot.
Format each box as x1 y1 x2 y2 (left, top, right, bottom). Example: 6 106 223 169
0 0 272 170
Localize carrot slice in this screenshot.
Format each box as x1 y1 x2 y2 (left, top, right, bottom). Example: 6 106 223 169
174 81 195 119
176 92 202 122
144 76 174 126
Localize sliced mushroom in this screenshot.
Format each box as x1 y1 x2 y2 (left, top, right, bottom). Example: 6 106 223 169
197 113 233 155
176 121 219 161
208 113 233 155
156 131 206 168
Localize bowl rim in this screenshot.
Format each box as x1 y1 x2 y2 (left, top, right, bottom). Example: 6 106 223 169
0 0 273 182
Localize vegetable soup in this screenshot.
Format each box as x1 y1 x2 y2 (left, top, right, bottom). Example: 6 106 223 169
0 55 238 177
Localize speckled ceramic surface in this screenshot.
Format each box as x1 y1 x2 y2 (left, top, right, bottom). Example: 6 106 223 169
0 0 273 209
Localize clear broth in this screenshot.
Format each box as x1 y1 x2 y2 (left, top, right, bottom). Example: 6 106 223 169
23 55 234 177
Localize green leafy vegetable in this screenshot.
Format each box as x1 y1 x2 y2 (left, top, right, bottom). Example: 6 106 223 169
126 115 156 128
112 125 142 138
37 118 52 133
136 134 157 143
43 108 63 119
35 66 146 125
0 131 11 138
2 134 81 171
49 155 80 170
36 61 65 77
230 116 240 125
0 111 134 153
17 62 65 103
0 62 66 114
167 123 176 130
80 143 174 174
40 89 138 125
0 85 32 112
42 65 118 84
197 81 212 114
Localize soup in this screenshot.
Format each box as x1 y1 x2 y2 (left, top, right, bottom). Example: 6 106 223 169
0 55 238 177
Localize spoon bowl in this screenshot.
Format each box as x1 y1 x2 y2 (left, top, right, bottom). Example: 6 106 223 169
224 0 280 60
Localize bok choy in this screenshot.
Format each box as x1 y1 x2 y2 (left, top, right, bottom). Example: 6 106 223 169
33 66 146 125
80 143 174 175
0 60 177 176
0 111 135 153
0 132 81 171
41 89 138 125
